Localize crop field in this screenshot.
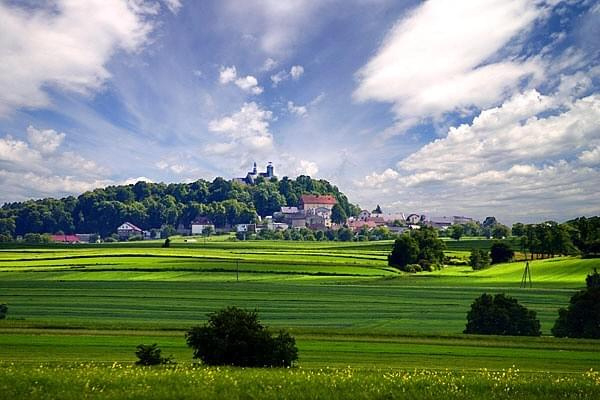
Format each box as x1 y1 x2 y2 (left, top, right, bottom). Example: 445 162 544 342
1 238 599 398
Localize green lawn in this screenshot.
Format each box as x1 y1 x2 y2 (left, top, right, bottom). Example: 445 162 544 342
1 241 599 379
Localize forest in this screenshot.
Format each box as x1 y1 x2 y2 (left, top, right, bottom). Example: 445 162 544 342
0 175 360 238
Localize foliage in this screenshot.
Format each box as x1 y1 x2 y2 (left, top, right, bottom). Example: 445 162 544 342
2 363 600 400
552 269 600 339
491 224 511 239
469 249 490 270
490 242 514 264
23 233 51 244
388 227 445 271
330 204 347 224
162 238 171 248
0 176 360 238
520 222 576 259
185 307 298 367
449 225 463 241
464 293 541 336
135 343 173 366
0 303 7 320
566 216 600 257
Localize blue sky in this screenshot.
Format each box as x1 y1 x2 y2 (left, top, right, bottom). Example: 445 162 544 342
0 0 599 223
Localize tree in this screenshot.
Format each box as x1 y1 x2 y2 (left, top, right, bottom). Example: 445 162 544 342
388 235 419 269
331 204 347 224
551 269 600 338
450 225 464 241
464 293 541 336
337 227 354 242
185 307 298 367
388 228 445 272
372 205 382 214
162 238 171 248
469 249 490 270
135 343 173 366
490 242 514 264
0 304 7 319
512 222 525 237
491 224 510 239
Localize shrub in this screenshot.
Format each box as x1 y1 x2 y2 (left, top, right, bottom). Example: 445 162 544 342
404 264 422 273
135 343 173 366
0 304 7 319
186 306 298 367
551 269 600 338
490 242 514 264
469 249 490 270
464 293 541 336
162 238 171 248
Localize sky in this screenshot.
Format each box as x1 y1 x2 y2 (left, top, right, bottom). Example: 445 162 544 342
0 0 599 224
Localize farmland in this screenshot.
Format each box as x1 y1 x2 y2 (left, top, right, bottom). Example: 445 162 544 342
1 237 599 398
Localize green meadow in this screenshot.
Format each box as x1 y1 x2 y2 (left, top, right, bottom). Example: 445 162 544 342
1 237 599 398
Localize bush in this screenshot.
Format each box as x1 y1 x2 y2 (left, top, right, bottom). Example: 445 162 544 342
162 238 171 248
490 242 514 264
469 249 490 270
464 293 541 336
135 343 173 366
0 304 7 319
186 307 298 367
388 228 445 271
551 269 600 338
404 264 422 273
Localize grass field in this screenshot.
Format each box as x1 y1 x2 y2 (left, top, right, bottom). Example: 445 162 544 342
1 238 599 397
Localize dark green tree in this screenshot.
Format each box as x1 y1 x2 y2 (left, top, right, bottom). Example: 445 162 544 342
450 225 464 241
331 204 347 224
552 269 600 339
0 304 7 319
135 343 173 366
469 249 490 270
388 234 419 270
185 307 298 367
464 293 541 336
490 242 514 264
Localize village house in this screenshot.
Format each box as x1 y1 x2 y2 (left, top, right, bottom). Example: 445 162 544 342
50 234 81 244
117 222 143 240
299 194 337 211
191 217 215 235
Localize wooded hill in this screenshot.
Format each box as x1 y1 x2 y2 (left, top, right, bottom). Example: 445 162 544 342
0 176 361 238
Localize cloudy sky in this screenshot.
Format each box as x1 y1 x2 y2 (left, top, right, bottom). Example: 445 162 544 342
1 0 599 223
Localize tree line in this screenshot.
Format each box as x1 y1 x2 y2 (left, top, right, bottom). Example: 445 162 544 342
0 175 360 239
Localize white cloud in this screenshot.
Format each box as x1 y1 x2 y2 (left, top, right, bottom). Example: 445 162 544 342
0 0 159 117
235 76 264 95
0 126 110 203
270 64 305 87
26 126 66 155
296 160 319 176
219 66 237 84
219 65 263 94
579 146 600 165
270 70 288 87
162 0 182 14
354 0 547 125
207 102 274 163
287 101 307 117
357 85 600 222
123 176 154 185
290 65 304 80
262 57 278 71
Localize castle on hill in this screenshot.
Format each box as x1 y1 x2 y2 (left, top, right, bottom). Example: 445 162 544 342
233 162 276 185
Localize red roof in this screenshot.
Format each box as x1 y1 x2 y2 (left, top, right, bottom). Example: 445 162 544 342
118 222 142 232
300 194 337 205
50 234 80 243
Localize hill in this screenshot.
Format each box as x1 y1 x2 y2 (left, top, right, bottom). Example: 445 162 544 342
0 176 360 238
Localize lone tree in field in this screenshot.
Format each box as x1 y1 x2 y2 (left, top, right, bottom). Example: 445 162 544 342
186 306 298 367
469 249 490 270
388 227 445 272
464 293 541 336
490 242 514 264
0 303 7 319
551 269 600 339
135 343 173 366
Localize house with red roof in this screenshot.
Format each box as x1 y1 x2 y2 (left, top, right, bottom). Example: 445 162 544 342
50 234 81 244
299 194 337 211
117 222 143 240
